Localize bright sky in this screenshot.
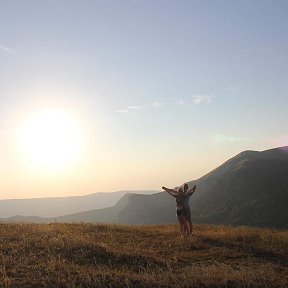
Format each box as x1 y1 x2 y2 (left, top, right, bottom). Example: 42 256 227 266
1 1 288 199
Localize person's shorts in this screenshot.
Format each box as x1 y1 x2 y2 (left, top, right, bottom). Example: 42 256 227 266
176 208 184 217
176 207 191 218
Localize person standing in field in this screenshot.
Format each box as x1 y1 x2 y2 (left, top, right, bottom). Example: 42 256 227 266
182 183 196 235
162 184 196 237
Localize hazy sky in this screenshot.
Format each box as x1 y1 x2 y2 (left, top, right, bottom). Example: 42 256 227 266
1 1 287 199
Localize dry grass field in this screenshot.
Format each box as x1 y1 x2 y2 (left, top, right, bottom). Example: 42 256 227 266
0 223 287 288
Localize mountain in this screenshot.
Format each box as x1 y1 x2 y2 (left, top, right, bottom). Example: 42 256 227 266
188 146 288 228
0 190 158 218
2 146 288 229
56 192 176 224
55 146 288 229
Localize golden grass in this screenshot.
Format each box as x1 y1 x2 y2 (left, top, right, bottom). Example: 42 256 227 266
0 223 287 287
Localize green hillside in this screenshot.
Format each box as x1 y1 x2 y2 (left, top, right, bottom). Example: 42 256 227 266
0 223 287 287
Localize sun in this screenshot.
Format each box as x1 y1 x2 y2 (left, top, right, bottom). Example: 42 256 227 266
19 108 81 170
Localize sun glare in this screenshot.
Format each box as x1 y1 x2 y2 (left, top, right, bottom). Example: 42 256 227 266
19 108 81 170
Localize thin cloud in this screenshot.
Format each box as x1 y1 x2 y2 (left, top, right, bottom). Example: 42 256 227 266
215 134 247 143
117 109 129 114
0 45 14 54
175 99 184 106
192 95 213 104
152 102 163 108
128 105 144 110
117 105 144 114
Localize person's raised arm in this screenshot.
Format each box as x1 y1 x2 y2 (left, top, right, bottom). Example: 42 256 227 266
162 186 178 197
186 185 196 196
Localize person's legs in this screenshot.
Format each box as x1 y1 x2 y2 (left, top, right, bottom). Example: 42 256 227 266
183 219 189 235
186 218 193 235
177 216 187 238
185 209 193 235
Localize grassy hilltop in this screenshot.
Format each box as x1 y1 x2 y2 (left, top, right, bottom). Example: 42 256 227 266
0 223 288 288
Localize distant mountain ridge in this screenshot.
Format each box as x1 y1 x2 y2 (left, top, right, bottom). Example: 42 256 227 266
1 146 288 229
54 146 288 228
0 190 159 218
56 192 176 224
